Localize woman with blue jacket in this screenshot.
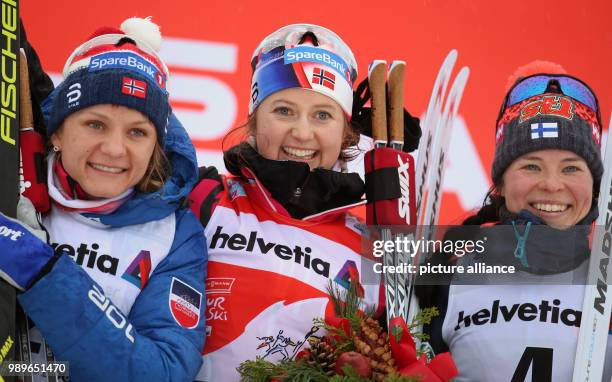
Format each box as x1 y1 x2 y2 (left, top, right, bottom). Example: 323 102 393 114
0 17 207 381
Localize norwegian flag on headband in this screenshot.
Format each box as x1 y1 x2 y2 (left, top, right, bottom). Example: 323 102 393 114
121 77 147 99
312 67 335 90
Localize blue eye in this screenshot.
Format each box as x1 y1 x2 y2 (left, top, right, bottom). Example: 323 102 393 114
523 164 540 171
316 111 332 120
87 121 103 130
129 128 147 137
273 106 291 116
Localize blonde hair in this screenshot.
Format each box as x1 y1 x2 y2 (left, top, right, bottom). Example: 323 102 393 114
136 143 171 193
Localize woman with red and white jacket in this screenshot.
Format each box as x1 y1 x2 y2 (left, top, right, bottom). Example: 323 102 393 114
187 24 416 382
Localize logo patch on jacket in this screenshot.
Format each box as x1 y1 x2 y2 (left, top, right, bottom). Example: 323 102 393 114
169 277 202 329
227 179 246 201
121 250 152 289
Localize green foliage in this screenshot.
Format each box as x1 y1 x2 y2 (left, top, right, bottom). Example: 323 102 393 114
238 284 443 382
327 280 360 321
237 357 282 382
382 373 421 382
238 357 329 382
312 318 355 353
327 365 420 382
409 307 439 332
409 306 440 343
326 279 377 335
328 364 371 381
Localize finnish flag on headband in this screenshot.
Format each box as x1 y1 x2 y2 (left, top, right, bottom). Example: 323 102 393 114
530 122 559 139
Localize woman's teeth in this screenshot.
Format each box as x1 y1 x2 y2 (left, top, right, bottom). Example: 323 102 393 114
283 147 316 159
532 203 568 212
90 163 124 173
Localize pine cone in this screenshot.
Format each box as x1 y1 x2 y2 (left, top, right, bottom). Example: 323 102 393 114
305 337 338 376
352 317 397 379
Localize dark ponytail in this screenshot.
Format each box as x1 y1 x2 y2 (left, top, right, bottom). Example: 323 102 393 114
462 186 505 225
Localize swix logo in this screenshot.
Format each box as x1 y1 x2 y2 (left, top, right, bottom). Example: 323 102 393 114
519 95 574 123
251 81 259 105
209 226 331 277
88 284 135 342
455 299 581 331
66 83 81 106
397 154 411 224
52 242 119 275
0 225 23 241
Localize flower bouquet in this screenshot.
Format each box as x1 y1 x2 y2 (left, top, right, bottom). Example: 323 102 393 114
238 281 457 382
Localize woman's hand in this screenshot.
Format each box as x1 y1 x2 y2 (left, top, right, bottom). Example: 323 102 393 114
0 199 54 291
16 196 48 242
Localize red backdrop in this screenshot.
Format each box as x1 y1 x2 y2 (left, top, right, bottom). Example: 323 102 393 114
21 0 612 223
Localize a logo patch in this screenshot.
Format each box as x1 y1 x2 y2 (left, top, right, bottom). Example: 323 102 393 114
334 260 364 297
284 46 351 82
169 277 202 329
89 51 166 87
206 277 235 294
66 83 82 107
530 122 558 139
121 250 152 289
227 179 246 201
312 67 335 90
122 77 147 99
519 95 574 123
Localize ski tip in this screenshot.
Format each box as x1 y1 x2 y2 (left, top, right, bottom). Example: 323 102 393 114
457 66 471 82
442 50 458 65
389 60 406 70
368 60 387 76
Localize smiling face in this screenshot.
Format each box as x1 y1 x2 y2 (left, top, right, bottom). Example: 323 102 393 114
253 87 347 170
500 149 594 227
51 104 157 199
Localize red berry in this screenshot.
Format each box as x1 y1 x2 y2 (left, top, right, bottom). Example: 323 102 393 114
295 349 311 361
334 351 372 378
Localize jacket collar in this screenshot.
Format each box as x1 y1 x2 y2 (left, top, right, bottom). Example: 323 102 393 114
224 143 365 220
478 204 598 274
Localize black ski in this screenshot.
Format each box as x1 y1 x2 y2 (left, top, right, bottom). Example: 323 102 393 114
0 2 20 379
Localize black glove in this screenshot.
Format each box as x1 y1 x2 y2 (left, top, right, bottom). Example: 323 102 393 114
350 77 422 153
